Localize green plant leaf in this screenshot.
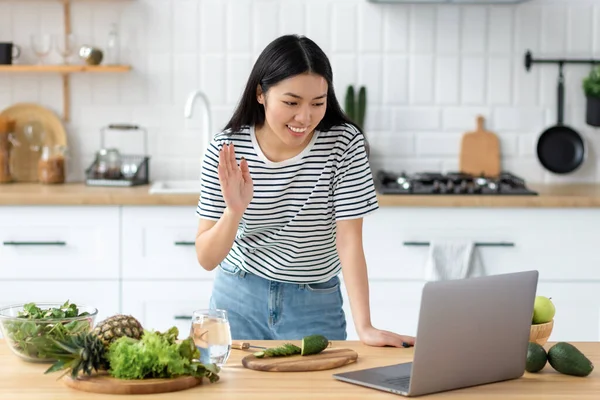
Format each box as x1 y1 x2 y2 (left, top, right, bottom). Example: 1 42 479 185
583 66 600 98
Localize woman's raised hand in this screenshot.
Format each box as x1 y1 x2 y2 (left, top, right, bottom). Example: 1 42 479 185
218 143 253 216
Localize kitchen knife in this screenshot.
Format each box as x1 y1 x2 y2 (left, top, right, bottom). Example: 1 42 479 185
232 341 267 350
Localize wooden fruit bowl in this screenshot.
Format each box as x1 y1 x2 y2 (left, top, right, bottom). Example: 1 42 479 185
530 320 554 345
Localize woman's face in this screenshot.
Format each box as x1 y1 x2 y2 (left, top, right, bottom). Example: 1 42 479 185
257 72 328 148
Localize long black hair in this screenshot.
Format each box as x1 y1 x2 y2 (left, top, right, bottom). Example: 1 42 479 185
224 34 362 137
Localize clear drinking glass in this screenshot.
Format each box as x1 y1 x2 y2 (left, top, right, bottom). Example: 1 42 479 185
190 309 231 367
31 34 52 65
55 33 77 64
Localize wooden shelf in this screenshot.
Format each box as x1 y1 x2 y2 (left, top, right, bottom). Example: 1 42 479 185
0 64 132 122
0 65 131 73
0 0 133 122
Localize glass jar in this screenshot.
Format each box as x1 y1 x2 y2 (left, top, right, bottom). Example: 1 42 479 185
94 148 122 179
38 145 67 184
0 118 16 183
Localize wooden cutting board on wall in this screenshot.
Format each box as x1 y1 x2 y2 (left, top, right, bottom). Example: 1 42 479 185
459 115 501 177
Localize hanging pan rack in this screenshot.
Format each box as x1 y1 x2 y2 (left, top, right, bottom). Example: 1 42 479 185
525 50 600 71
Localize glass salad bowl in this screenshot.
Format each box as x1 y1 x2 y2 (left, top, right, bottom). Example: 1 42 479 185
0 302 97 363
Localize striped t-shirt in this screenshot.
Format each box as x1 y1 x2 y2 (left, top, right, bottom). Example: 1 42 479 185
196 123 378 283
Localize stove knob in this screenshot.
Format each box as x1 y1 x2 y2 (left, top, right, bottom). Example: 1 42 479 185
488 182 498 192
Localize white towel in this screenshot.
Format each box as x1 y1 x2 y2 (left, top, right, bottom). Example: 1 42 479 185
424 240 485 281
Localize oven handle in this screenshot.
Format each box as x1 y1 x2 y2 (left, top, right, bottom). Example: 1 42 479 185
3 241 67 246
403 241 514 247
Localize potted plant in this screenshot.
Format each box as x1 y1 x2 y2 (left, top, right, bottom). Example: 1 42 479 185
344 85 369 156
583 65 600 127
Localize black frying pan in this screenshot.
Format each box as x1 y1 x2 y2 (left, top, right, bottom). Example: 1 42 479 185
536 65 586 174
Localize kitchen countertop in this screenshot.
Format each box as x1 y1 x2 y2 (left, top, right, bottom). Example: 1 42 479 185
2 182 600 207
1 340 598 399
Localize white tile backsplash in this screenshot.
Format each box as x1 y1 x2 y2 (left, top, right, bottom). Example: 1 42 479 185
436 7 460 55
410 6 436 54
200 0 225 53
253 1 279 53
409 55 434 104
1 0 599 183
358 2 383 53
332 2 357 53
461 6 487 54
383 5 409 52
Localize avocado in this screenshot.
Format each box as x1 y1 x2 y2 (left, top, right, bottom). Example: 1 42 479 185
547 342 594 377
301 334 329 356
525 342 548 373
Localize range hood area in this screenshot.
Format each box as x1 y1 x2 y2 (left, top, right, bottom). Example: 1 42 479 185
367 0 530 3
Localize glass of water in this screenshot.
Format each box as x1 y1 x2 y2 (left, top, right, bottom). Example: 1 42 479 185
190 309 231 367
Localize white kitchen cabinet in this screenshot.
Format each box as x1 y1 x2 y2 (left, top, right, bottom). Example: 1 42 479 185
341 281 425 341
2 204 599 343
121 206 213 281
0 280 120 338
363 207 600 281
359 207 600 343
0 206 120 280
121 280 214 339
536 281 600 342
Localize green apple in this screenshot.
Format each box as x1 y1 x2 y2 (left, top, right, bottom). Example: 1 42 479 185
532 295 555 324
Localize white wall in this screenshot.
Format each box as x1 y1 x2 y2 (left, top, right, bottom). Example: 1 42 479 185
0 0 599 183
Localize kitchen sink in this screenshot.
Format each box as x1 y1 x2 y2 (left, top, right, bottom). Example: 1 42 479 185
149 180 201 194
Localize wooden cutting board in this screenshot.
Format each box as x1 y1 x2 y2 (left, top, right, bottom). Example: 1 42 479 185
242 348 358 372
61 372 201 395
0 103 68 182
459 115 501 177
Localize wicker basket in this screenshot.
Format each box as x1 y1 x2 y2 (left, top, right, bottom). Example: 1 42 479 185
529 320 554 345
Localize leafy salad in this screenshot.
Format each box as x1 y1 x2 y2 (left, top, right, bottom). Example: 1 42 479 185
107 327 220 382
1 301 92 359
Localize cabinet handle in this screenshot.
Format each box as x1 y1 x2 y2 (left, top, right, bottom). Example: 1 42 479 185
174 241 195 246
174 315 192 320
3 241 67 246
403 241 514 247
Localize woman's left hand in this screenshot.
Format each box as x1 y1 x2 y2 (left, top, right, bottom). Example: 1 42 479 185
358 325 415 348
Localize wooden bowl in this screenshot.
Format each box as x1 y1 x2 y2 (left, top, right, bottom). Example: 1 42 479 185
530 320 554 345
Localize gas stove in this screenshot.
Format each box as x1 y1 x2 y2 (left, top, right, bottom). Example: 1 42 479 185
375 170 538 195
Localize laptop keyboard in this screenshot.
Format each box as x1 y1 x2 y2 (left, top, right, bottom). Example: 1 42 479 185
381 375 411 391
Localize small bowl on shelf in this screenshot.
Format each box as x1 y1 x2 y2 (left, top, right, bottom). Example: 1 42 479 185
529 320 554 346
0 302 97 363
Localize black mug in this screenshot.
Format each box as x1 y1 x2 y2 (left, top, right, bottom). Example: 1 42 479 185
0 43 21 65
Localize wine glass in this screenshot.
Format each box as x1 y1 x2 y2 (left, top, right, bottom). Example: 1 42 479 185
55 33 77 64
30 34 52 65
189 309 232 368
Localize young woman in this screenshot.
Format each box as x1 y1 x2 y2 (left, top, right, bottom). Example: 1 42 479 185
195 34 415 348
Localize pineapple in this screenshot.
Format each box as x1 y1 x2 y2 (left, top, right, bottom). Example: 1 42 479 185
93 314 144 347
44 332 108 378
42 314 144 378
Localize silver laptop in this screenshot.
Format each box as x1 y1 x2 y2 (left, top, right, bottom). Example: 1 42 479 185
333 270 539 397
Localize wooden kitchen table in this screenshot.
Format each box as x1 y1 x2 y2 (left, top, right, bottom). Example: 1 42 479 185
0 340 598 399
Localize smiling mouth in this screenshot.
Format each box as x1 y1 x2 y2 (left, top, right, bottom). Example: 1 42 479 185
287 125 308 133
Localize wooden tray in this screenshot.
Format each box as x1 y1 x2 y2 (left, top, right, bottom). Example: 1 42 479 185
0 103 67 182
62 372 202 395
242 348 358 372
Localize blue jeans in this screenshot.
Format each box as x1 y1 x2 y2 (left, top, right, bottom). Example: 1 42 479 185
209 262 347 341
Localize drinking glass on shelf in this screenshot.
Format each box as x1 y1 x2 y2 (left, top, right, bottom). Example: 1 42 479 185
31 34 52 65
55 33 77 64
189 309 232 368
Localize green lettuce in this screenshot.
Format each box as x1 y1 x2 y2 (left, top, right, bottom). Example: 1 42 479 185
106 327 219 382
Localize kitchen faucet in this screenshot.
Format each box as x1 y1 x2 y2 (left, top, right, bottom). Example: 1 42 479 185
184 89 213 154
